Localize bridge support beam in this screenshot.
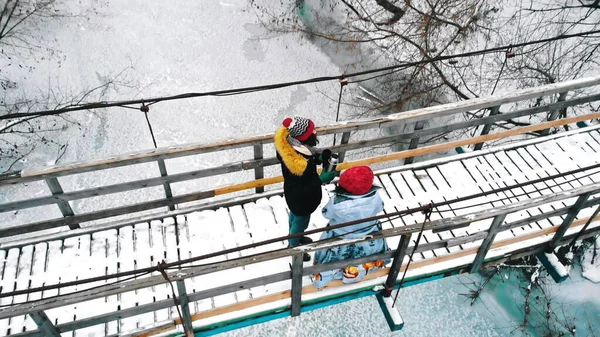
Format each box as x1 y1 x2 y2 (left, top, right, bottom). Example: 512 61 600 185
474 106 501 151
290 253 304 317
45 177 79 229
29 311 61 337
157 159 175 211
541 91 568 136
337 131 352 163
549 193 590 250
253 144 264 193
404 121 425 164
470 215 507 273
176 280 194 336
381 234 412 297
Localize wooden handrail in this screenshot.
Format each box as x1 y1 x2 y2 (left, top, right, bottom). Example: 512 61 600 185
215 111 600 195
1 112 598 237
2 75 598 185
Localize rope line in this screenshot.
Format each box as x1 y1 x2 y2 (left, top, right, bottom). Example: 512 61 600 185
2 29 599 121
392 204 433 307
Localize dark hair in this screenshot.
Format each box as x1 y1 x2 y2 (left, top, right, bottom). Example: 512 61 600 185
302 133 319 147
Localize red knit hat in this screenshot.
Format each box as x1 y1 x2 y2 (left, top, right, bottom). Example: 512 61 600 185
339 166 374 195
282 117 315 142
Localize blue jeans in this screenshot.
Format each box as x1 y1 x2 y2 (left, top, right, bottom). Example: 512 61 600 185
288 212 311 247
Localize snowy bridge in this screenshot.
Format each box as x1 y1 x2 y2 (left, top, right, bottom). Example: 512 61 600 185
1 76 600 336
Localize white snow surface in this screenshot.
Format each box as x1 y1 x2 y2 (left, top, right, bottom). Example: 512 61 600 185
542 252 568 277
582 236 600 283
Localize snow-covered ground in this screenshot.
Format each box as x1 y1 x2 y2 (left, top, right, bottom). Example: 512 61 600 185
0 0 352 228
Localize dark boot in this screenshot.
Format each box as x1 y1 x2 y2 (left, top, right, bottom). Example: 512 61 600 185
300 236 313 244
303 253 311 262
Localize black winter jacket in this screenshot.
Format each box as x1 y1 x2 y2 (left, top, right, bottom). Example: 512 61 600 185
274 127 323 216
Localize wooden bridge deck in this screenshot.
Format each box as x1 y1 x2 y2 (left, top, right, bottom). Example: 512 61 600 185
1 126 600 336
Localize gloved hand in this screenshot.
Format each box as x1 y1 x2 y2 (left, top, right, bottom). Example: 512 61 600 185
319 170 338 184
319 149 332 162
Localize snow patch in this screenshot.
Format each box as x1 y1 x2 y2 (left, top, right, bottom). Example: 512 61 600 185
582 237 600 283
542 252 568 278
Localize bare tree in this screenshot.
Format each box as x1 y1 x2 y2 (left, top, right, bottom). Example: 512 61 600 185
250 0 600 147
0 0 138 172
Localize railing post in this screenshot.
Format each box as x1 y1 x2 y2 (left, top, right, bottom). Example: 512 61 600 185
45 177 79 229
541 91 568 136
470 214 507 273
157 159 175 211
549 192 591 249
176 280 194 337
474 106 501 151
404 120 425 164
253 144 264 193
29 311 61 337
290 253 304 316
337 131 352 163
382 234 412 297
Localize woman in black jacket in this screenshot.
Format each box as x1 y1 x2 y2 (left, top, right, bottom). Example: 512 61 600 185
274 117 336 261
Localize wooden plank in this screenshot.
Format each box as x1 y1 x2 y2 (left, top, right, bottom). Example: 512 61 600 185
253 145 265 194
241 200 292 298
404 120 425 164
176 280 194 335
117 226 139 332
213 207 252 302
149 220 171 323
89 230 117 335
53 237 78 335
480 153 543 232
4 75 598 186
514 147 563 229
4 183 600 320
541 91 568 136
28 312 60 337
411 169 454 255
0 190 216 238
133 222 161 327
388 172 428 260
5 112 600 240
41 241 61 331
334 111 600 171
549 193 591 248
474 106 501 150
522 143 578 214
337 131 351 162
376 175 407 249
157 159 175 212
186 210 235 309
2 102 588 214
470 215 507 273
23 243 46 332
382 234 411 296
1 248 19 335
495 151 555 232
290 254 303 317
10 245 33 334
69 234 106 337
425 168 464 252
0 162 248 212
45 178 78 230
0 249 6 336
